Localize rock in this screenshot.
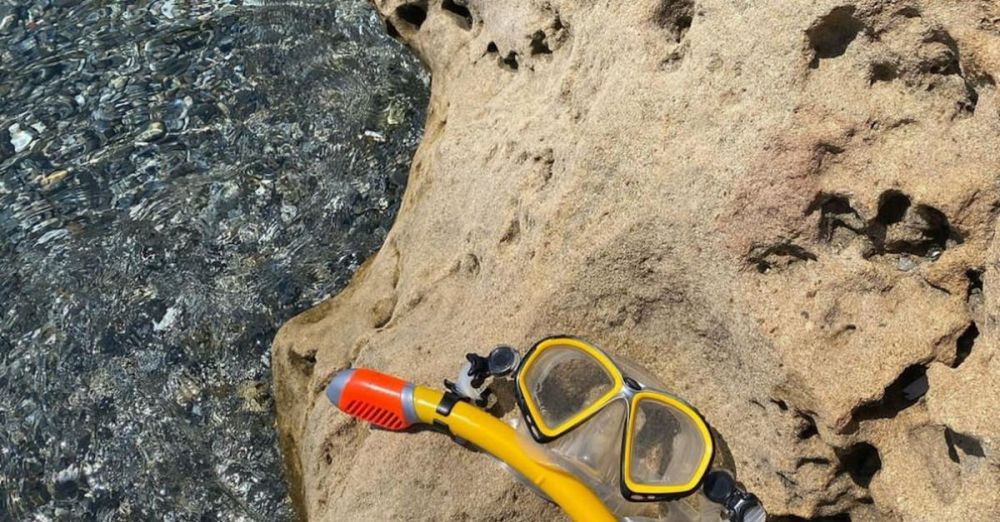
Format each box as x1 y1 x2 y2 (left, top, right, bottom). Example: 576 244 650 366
8 123 34 152
0 127 13 159
39 170 70 190
136 121 165 143
0 13 17 34
272 1 1000 520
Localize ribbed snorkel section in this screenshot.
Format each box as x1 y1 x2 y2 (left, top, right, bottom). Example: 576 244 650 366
342 398 409 430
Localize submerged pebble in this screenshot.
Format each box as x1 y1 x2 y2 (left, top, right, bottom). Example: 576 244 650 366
136 121 165 142
0 14 16 33
9 123 34 152
39 169 69 189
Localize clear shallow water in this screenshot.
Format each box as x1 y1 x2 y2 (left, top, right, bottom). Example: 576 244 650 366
0 1 427 519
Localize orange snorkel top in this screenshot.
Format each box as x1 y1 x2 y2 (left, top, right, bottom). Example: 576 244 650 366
326 366 617 522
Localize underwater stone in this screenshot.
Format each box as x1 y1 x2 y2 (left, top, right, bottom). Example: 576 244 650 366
9 123 33 152
136 121 165 142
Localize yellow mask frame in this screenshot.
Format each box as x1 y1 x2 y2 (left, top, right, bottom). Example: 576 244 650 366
514 336 714 501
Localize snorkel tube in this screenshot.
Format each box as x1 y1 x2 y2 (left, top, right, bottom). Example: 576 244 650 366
327 368 617 522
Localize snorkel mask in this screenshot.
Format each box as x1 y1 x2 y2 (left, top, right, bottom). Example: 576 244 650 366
515 337 713 504
327 336 765 522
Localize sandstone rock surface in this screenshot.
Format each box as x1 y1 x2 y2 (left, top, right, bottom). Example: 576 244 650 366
272 0 1000 520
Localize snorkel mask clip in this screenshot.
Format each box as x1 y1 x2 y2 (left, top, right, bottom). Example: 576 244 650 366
444 345 520 406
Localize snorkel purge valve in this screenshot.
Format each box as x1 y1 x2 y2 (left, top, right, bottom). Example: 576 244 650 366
326 336 766 522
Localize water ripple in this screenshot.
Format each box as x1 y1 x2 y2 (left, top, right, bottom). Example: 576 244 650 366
0 0 428 519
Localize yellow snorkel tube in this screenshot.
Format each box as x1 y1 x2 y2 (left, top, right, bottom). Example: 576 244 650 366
326 367 617 522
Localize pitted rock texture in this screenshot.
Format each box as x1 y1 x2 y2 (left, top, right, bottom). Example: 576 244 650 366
273 1 1000 520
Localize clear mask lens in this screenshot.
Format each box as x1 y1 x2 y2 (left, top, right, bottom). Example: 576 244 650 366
629 398 709 488
522 344 615 430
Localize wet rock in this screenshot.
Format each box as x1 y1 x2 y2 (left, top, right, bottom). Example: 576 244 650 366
0 127 13 159
0 11 18 34
136 121 165 143
38 170 69 190
8 123 34 152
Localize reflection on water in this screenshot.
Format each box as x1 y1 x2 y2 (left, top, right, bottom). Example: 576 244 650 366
0 0 427 519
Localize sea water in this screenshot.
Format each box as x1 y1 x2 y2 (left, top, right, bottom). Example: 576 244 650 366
0 0 427 519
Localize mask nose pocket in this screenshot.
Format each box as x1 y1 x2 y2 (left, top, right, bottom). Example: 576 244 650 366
547 399 628 485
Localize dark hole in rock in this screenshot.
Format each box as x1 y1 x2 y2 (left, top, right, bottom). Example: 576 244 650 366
674 14 693 39
958 81 979 114
653 0 695 43
385 20 401 39
945 433 959 463
502 51 519 70
441 0 473 28
922 29 961 76
896 6 921 18
809 193 864 241
837 442 881 488
798 414 819 440
869 61 898 84
869 200 961 258
395 2 428 29
913 204 962 248
849 364 927 429
771 398 789 411
553 14 565 32
900 371 929 400
876 190 910 226
966 269 984 300
945 428 986 463
807 5 865 67
486 41 498 53
289 349 318 376
529 30 552 55
953 322 978 368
